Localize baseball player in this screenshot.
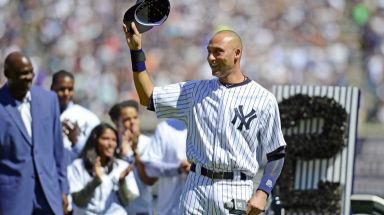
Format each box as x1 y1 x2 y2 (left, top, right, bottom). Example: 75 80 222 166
123 22 286 215
139 119 189 215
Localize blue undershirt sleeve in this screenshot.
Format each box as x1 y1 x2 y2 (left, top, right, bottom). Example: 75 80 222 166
257 147 286 196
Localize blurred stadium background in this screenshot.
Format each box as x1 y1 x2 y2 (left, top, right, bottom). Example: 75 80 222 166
0 0 383 212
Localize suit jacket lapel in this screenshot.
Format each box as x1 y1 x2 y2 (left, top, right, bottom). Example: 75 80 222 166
31 87 52 147
0 85 32 145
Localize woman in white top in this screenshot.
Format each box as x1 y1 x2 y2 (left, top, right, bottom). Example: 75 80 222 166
68 123 139 215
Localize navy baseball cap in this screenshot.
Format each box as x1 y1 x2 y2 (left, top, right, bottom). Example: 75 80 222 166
123 0 170 33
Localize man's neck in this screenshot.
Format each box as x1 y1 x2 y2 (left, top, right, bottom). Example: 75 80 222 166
60 102 74 113
60 105 67 114
219 71 246 86
7 83 29 101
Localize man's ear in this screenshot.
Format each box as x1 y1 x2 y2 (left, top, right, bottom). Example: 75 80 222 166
236 48 241 57
234 48 241 63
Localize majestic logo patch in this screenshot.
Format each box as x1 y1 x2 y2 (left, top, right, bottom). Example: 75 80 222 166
231 105 257 130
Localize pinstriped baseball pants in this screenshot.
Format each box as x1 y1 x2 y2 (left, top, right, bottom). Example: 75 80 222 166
180 171 253 215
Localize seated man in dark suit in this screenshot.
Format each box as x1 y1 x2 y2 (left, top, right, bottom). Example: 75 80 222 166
0 52 68 215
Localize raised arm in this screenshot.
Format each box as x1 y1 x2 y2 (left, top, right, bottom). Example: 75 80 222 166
123 22 154 107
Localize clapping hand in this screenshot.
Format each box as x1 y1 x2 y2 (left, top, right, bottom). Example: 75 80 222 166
62 119 80 146
130 123 140 150
119 129 134 158
119 165 133 183
94 156 103 182
119 122 140 158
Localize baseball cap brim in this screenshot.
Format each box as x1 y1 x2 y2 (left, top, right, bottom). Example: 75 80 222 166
123 0 170 34
123 1 153 33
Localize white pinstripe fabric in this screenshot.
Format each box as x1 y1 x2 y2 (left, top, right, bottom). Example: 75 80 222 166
153 79 286 176
180 172 253 215
153 78 286 214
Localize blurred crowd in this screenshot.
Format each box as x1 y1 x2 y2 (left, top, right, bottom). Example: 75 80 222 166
0 0 384 124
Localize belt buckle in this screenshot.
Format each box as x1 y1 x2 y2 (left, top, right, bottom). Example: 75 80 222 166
221 171 225 179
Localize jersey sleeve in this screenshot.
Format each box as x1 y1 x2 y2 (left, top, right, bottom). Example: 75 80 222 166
120 161 140 201
71 113 99 160
259 95 286 154
140 122 181 177
67 160 86 193
152 81 194 120
140 124 165 163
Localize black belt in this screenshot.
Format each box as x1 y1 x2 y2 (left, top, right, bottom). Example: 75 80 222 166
190 163 248 180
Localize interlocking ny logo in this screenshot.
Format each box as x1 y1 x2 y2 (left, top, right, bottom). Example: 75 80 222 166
231 105 257 130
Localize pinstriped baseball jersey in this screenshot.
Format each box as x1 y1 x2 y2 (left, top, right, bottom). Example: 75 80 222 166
152 78 286 177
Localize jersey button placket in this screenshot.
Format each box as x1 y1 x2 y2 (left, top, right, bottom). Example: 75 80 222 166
211 88 223 172
214 88 225 171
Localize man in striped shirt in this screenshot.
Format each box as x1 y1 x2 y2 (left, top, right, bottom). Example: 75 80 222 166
123 22 286 215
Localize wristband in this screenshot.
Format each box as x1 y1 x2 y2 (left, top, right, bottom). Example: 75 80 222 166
132 61 146 72
257 175 277 197
130 49 146 72
130 49 146 62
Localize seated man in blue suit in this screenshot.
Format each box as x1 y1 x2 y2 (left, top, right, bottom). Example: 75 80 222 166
0 52 68 215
